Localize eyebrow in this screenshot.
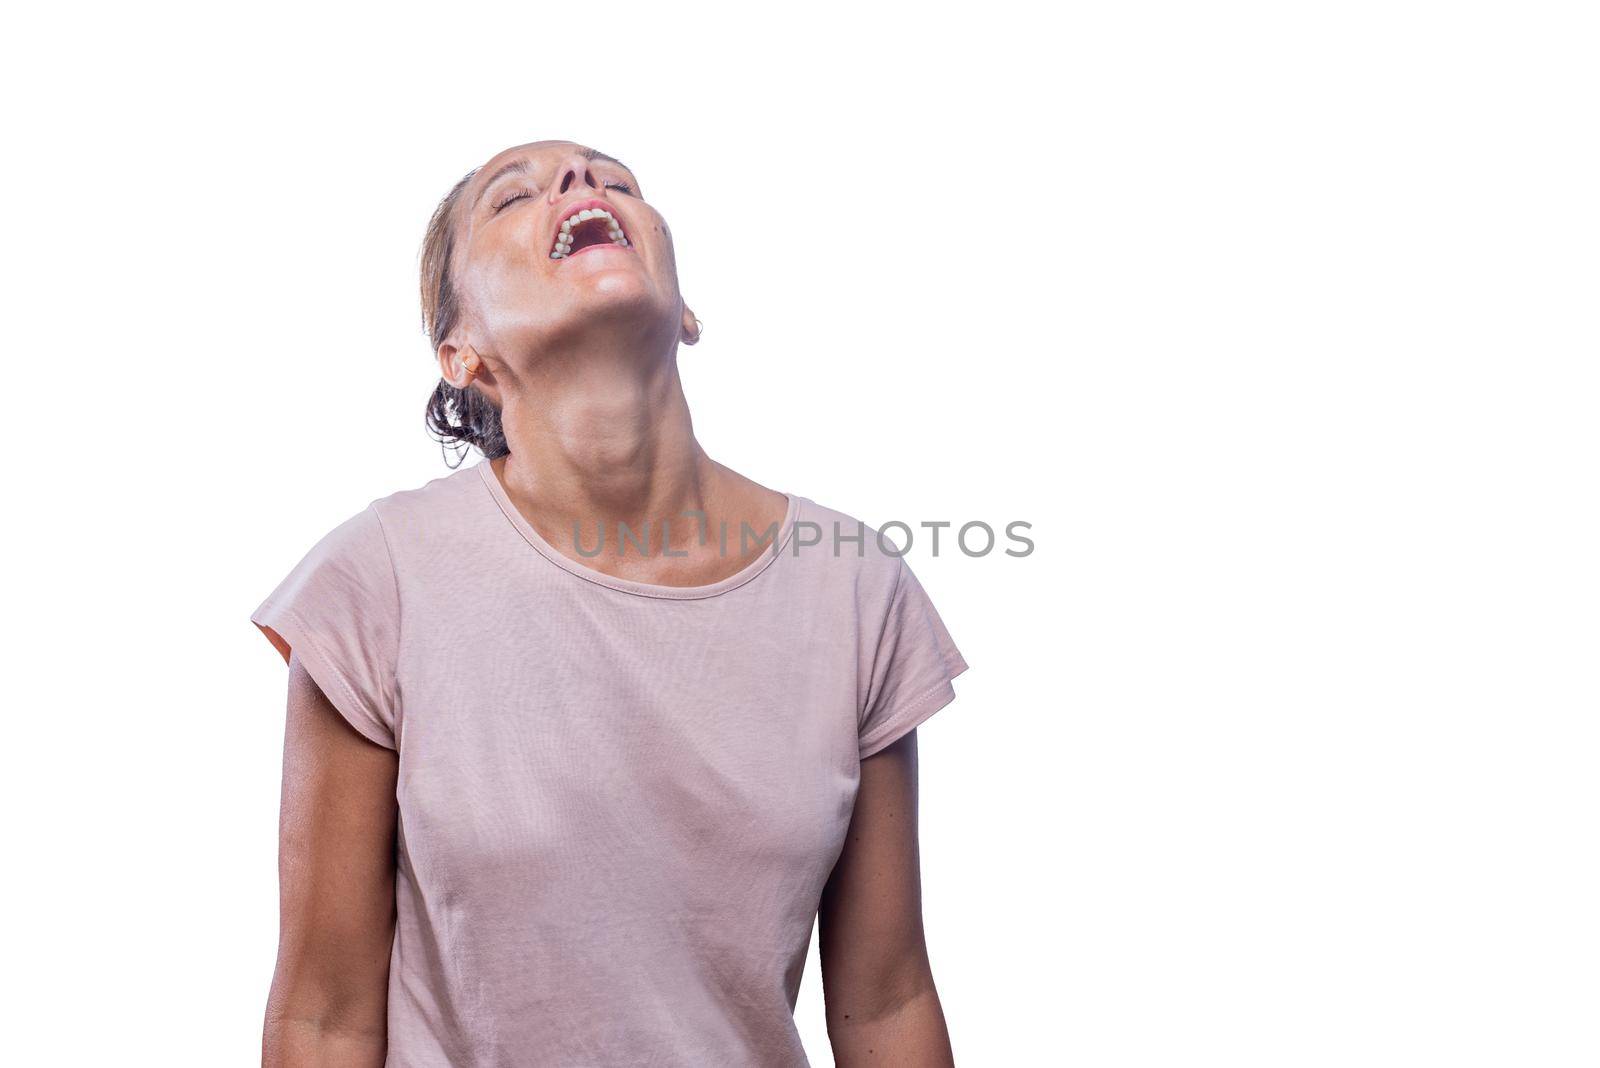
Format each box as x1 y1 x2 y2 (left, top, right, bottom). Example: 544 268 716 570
476 148 636 206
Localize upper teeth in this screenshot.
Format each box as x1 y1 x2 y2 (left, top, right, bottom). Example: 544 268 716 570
550 207 630 259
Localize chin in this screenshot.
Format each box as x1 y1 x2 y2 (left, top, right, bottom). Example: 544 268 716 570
585 267 656 302
579 266 679 324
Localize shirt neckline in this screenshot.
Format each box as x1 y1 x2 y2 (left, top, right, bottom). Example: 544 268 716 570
475 457 802 600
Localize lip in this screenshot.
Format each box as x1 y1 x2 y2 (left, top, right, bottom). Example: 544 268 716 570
549 196 628 258
563 242 633 261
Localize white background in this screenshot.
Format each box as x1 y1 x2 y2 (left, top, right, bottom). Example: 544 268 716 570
4 2 1596 1064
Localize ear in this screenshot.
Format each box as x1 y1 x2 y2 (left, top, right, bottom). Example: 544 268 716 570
436 339 481 389
679 304 703 346
437 339 462 386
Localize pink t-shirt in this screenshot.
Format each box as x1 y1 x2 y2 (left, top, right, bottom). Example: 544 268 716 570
252 459 967 1066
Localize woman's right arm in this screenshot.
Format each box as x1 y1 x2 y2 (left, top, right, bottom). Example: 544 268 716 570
262 653 399 1067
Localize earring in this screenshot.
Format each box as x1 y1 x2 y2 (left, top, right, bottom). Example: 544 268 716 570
686 317 704 345
455 349 481 387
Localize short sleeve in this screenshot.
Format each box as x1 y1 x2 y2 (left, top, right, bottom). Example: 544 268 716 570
857 557 969 759
251 505 402 749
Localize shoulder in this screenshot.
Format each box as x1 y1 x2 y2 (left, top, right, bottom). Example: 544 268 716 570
277 462 485 581
788 495 911 602
365 461 487 537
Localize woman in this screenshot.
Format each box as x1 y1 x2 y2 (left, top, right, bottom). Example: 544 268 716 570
253 140 968 1067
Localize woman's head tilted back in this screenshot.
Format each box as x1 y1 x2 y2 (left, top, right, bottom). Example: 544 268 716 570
419 140 700 460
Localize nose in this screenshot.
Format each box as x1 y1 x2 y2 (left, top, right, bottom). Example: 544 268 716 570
549 153 602 200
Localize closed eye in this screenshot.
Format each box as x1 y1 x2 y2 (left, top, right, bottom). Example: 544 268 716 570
494 179 634 213
492 189 533 213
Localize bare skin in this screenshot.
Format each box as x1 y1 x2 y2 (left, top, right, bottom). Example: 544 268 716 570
821 730 957 1066
440 140 786 583
262 654 396 1067
262 140 954 1065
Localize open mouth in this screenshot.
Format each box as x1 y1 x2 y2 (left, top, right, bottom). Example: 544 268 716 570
550 201 631 260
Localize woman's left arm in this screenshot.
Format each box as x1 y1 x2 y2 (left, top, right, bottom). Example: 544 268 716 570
818 729 956 1066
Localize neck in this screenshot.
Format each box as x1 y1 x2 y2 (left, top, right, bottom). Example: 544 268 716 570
492 342 713 540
